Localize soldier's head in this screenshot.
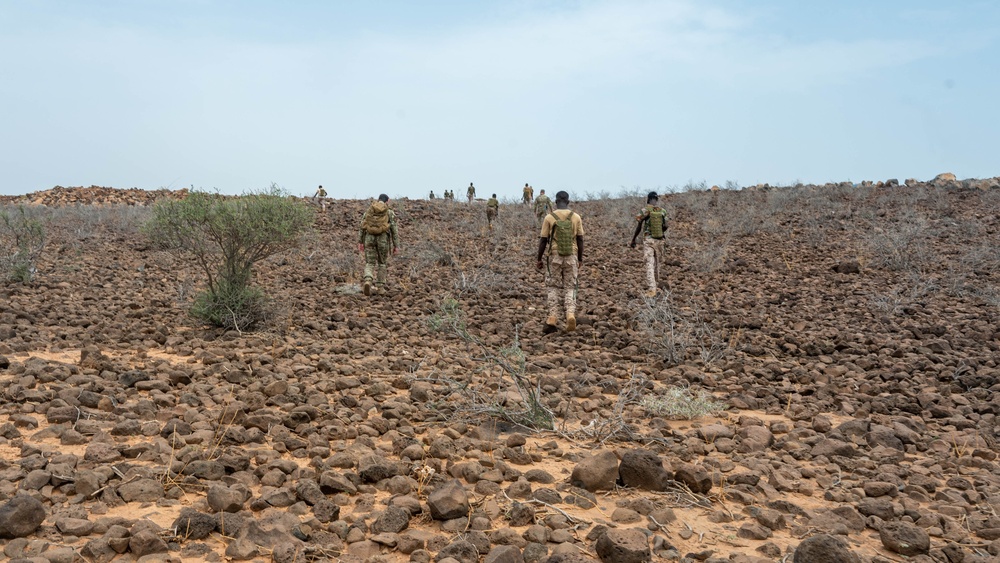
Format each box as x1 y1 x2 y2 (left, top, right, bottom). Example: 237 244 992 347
540 189 545 195
378 194 389 203
492 193 497 198
647 191 658 204
525 183 529 187
555 191 570 204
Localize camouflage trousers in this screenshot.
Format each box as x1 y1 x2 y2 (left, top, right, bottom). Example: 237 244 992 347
363 233 391 286
643 237 666 293
545 254 578 318
486 208 497 223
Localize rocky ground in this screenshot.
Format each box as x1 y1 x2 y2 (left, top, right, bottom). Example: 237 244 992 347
1 176 1000 563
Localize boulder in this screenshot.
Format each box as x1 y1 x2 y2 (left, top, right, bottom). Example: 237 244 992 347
570 450 619 492
0 495 46 538
594 528 650 563
618 450 672 491
879 521 930 556
793 534 861 563
428 479 470 521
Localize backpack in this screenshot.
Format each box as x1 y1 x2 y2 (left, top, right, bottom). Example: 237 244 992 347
647 206 666 239
362 201 390 235
549 210 575 256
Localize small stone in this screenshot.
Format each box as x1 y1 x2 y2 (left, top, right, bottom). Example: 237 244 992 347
117 479 164 503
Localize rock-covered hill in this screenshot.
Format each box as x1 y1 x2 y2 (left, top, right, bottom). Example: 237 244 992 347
1 177 1000 562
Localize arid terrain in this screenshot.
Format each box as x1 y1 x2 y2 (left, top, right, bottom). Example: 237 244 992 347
2 176 1000 563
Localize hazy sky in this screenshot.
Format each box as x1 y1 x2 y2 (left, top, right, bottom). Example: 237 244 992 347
1 0 997 199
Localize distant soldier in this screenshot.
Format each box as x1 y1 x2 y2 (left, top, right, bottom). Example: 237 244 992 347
312 185 328 211
522 183 532 204
528 184 534 201
429 190 436 200
536 191 584 333
629 192 668 298
467 183 476 203
533 189 553 224
486 193 499 229
358 194 400 296
444 190 453 201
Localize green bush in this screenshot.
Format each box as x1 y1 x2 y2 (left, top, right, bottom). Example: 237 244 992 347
190 278 270 330
0 205 47 283
144 185 312 330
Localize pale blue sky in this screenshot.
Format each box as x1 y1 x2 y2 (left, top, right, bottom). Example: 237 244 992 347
1 1 997 199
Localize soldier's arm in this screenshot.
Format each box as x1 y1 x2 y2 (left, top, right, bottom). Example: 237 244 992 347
630 217 645 247
358 212 368 245
577 236 584 264
536 237 548 265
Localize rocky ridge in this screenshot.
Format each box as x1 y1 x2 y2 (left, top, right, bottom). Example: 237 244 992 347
1 175 1000 562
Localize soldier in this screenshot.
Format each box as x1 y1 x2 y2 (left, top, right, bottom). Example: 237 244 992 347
429 190 436 200
629 192 668 298
535 191 584 333
312 185 328 211
357 194 400 296
522 183 532 204
533 189 553 224
467 183 476 203
486 193 499 229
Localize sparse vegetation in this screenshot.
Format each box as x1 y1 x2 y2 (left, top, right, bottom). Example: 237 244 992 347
143 185 312 331
426 296 553 430
0 205 47 283
640 386 727 419
633 292 731 367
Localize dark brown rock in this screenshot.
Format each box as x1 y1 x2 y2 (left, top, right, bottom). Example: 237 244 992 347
0 495 46 538
793 534 860 563
570 450 619 492
594 528 650 563
619 450 672 491
879 521 930 556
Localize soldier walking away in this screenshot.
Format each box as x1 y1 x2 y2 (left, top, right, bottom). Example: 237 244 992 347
444 190 453 201
533 189 553 224
429 190 436 200
467 183 476 203
522 183 532 204
536 191 584 333
312 185 328 211
630 191 668 298
357 194 400 296
486 194 499 229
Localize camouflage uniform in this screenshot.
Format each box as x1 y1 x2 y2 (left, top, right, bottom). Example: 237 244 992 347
522 186 531 204
358 205 400 290
637 204 667 295
467 184 476 202
540 209 585 321
486 197 499 226
533 194 553 224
